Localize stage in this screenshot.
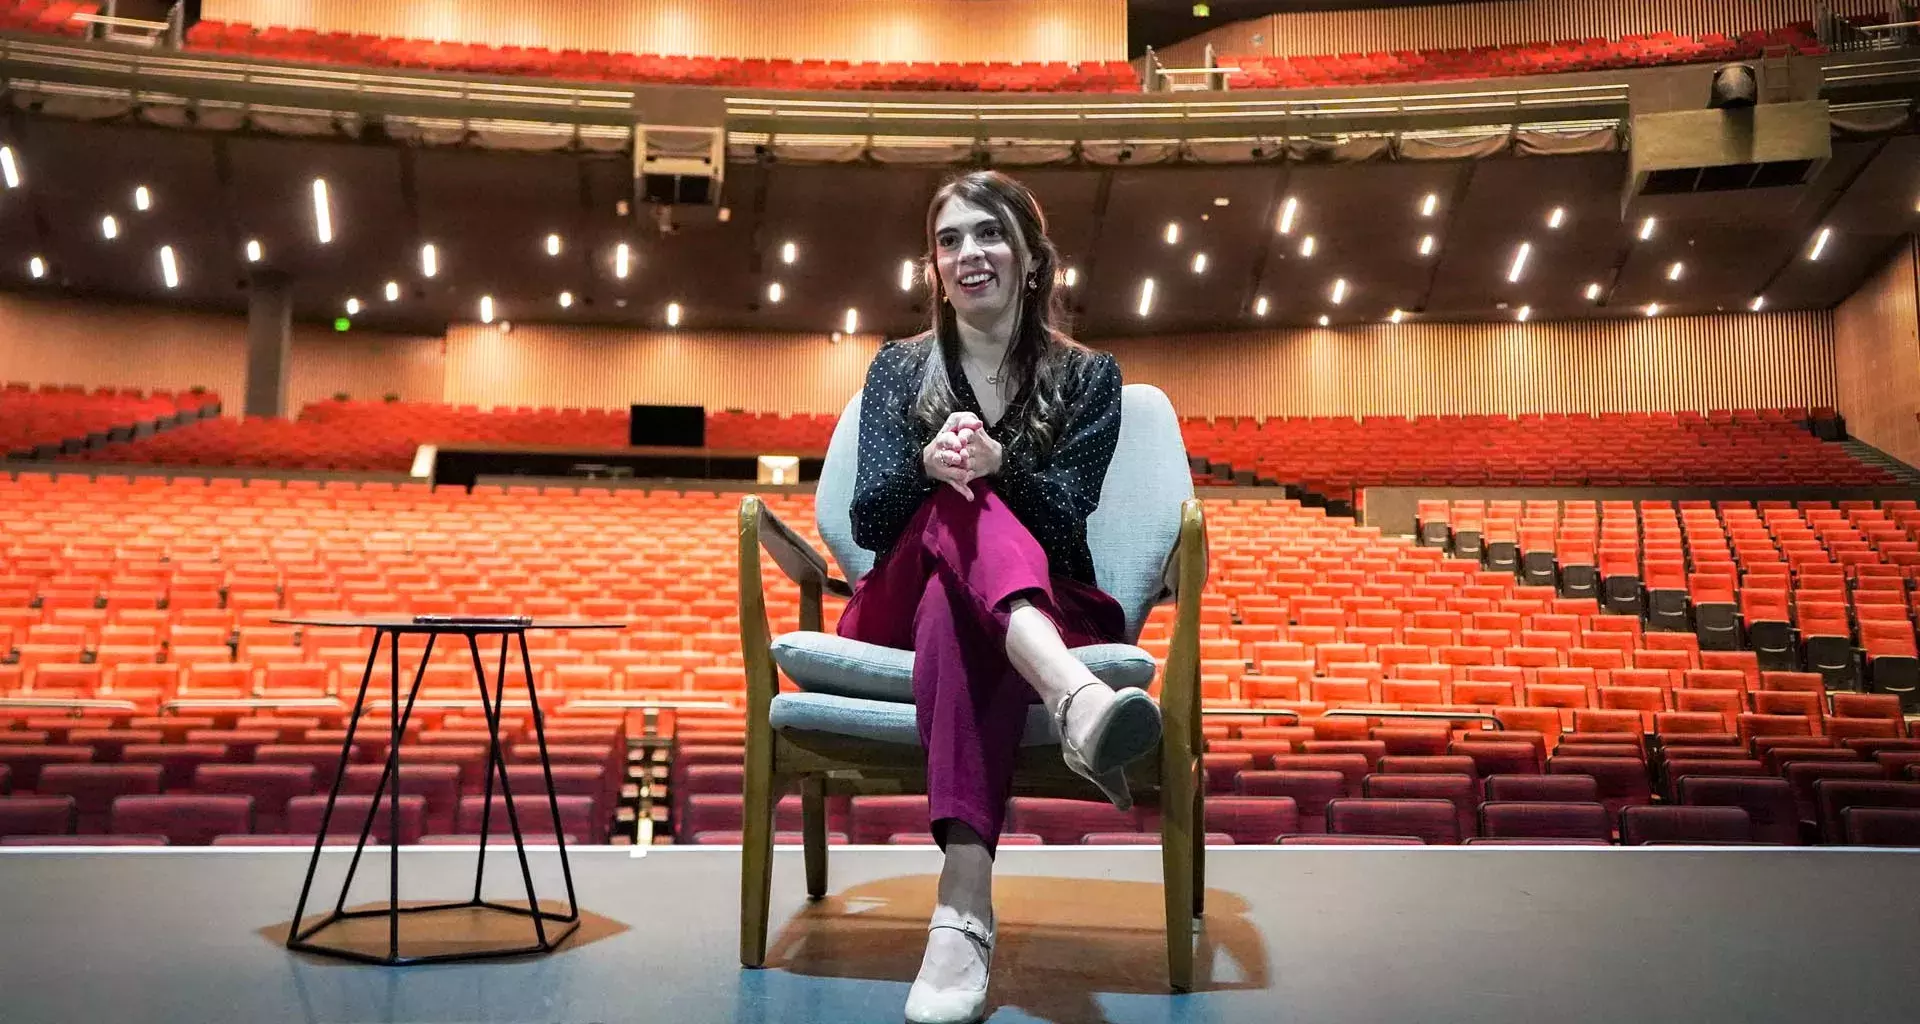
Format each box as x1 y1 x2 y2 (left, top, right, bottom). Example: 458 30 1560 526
0 844 1915 1023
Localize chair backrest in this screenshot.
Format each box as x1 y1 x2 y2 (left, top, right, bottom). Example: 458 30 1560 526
815 380 1191 643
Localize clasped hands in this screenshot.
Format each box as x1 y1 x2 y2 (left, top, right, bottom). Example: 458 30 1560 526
921 411 1003 501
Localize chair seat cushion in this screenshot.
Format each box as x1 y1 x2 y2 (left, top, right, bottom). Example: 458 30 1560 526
771 631 1155 703
771 691 1067 747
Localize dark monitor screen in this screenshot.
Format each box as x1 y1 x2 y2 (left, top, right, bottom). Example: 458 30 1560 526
629 404 706 447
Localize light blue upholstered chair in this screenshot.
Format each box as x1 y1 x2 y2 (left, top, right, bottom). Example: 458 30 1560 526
735 382 1209 990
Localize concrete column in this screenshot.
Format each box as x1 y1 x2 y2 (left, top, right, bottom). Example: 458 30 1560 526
243 270 293 419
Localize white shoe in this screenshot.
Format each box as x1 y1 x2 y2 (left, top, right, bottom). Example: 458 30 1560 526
1058 682 1163 813
904 905 994 1024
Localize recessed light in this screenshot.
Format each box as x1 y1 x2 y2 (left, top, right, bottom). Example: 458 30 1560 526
479 295 495 323
1317 314 1331 327
1516 305 1532 322
767 281 784 304
1547 207 1566 229
1389 308 1405 324
1062 267 1078 288
1507 242 1532 283
344 298 361 316
384 281 400 302
1330 278 1348 305
134 185 152 212
1417 234 1436 256
0 146 19 188
666 302 682 328
1213 196 1230 207
1645 302 1661 317
28 256 45 279
1808 227 1832 261
559 291 574 308
781 241 798 264
1299 235 1316 258
843 307 859 334
1164 222 1180 245
1584 282 1602 301
1638 217 1657 241
100 215 118 240
545 233 562 256
1749 295 1766 311
420 243 438 278
1137 278 1156 317
1254 296 1269 317
615 243 632 279
898 259 915 292
1277 196 1298 235
158 245 179 289
1420 193 1438 217
1667 261 1685 281
718 207 731 222
245 239 263 263
310 180 330 243
1191 252 1208 274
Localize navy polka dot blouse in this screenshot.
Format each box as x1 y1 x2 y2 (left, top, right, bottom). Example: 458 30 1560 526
850 333 1123 586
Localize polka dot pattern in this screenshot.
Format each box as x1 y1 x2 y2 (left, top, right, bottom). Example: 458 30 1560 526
849 334 1123 586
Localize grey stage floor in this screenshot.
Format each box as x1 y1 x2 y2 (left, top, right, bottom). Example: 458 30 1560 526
1 843 1917 1023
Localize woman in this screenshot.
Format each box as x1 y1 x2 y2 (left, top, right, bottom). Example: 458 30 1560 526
836 170 1164 1024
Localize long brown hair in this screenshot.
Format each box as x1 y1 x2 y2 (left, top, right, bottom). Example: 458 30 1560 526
912 170 1085 456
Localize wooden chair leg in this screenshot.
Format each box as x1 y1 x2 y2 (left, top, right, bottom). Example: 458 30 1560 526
1161 770 1196 992
802 775 829 900
739 766 780 968
1191 783 1206 919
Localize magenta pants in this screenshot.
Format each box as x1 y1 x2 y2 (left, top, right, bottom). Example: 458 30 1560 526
836 481 1126 854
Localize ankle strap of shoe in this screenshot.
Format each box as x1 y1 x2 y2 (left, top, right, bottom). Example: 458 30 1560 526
929 920 993 952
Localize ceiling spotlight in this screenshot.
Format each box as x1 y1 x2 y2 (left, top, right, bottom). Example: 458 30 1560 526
1254 296 1269 317
843 307 859 335
1299 235 1317 258
28 256 45 279
666 302 683 328
245 239 263 263
1137 278 1156 317
1547 206 1566 229
1062 266 1078 288
1507 242 1532 284
1191 252 1208 274
545 233 562 257
1213 196 1230 207
559 291 574 308
1417 234 1436 256
420 243 438 278
615 242 633 279
310 179 330 243
1164 221 1181 245
134 185 152 212
780 241 798 264
899 259 916 292
100 215 118 240
1584 282 1602 301
383 281 400 302
1329 278 1348 305
1317 314 1331 327
1638 217 1657 241
1389 308 1405 324
158 245 179 289
1808 227 1832 261
1645 302 1661 317
0 146 19 188
479 295 495 324
1516 305 1532 322
1749 295 1766 312
767 281 785 304
1277 196 1298 235
344 297 361 316
1667 261 1685 281
1420 193 1438 218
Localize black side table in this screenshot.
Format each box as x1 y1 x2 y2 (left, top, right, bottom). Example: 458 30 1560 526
273 616 624 966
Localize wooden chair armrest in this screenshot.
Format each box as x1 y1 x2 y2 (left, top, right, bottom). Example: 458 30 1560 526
754 499 851 598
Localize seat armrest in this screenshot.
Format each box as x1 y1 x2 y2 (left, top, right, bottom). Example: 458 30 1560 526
755 500 851 598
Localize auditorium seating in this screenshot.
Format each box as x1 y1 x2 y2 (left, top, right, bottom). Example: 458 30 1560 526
1222 24 1824 91
1 383 219 461
0 0 100 37
182 20 1139 93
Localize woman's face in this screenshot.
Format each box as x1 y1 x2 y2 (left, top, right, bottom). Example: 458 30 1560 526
932 196 1030 325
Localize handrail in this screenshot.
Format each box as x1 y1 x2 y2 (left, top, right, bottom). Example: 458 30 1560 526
0 697 141 712
565 698 736 711
1201 707 1302 720
1323 708 1505 729
162 697 345 712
